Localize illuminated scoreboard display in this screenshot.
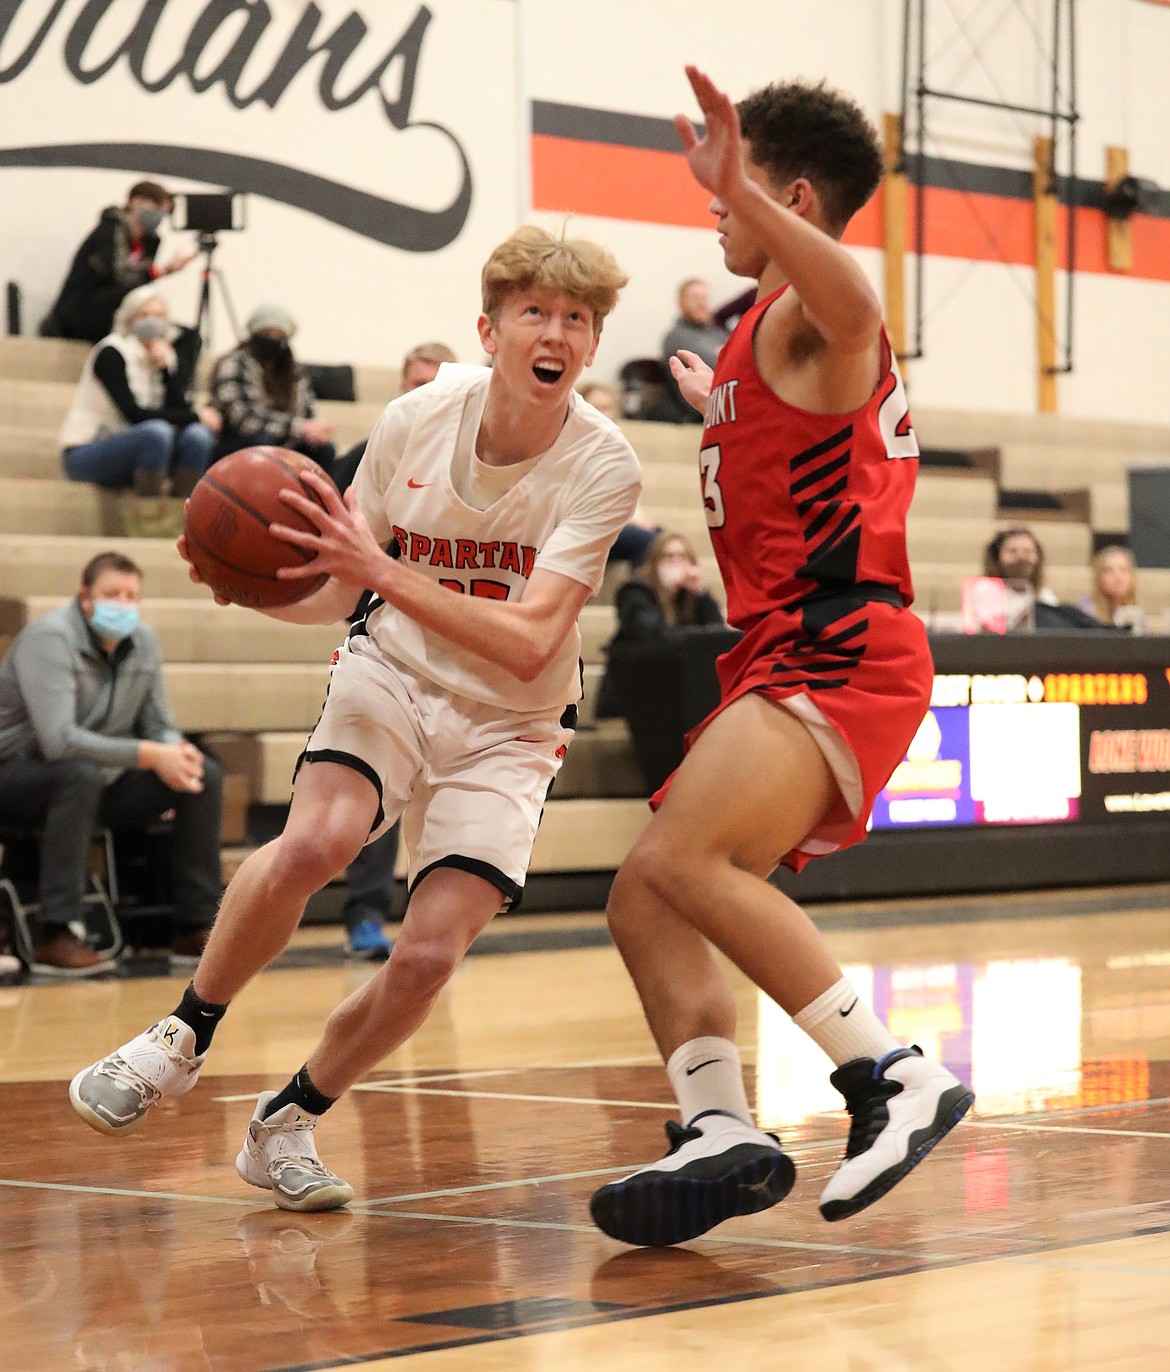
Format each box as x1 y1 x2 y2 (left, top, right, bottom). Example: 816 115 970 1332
871 647 1170 832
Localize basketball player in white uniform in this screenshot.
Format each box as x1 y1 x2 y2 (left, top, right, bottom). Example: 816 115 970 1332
70 228 641 1211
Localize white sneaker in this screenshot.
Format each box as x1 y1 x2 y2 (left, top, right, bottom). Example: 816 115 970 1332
69 1018 205 1136
590 1112 796 1246
236 1091 354 1213
819 1046 974 1221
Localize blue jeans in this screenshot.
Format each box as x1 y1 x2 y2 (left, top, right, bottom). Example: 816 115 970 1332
63 420 215 489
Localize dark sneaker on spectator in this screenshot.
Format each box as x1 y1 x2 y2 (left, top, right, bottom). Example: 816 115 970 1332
345 919 390 961
170 925 213 970
32 930 117 978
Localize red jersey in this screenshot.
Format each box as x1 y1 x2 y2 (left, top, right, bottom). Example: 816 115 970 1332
649 286 933 872
699 285 919 630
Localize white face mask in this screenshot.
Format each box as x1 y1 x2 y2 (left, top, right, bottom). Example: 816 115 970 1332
658 562 689 592
132 316 167 342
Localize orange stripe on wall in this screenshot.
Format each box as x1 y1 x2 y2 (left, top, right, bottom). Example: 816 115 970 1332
533 135 1170 283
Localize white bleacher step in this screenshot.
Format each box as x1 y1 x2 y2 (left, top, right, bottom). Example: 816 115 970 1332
221 796 650 881
244 719 644 806
0 477 113 536
5 596 344 663
0 533 203 598
914 407 1170 457
162 660 607 733
0 336 90 383
0 377 73 428
906 517 1091 569
0 426 61 478
8 592 615 668
999 443 1170 492
1089 483 1128 532
910 472 997 520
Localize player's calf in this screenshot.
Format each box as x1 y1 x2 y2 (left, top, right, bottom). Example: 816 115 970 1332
819 1046 974 1222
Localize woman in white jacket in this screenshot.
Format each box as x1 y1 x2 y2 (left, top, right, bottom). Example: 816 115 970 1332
59 286 219 501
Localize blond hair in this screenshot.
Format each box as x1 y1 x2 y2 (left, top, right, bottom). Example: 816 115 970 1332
1090 544 1138 623
481 226 628 333
402 341 456 372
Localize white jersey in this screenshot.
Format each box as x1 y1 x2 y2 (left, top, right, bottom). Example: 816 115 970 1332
352 364 642 712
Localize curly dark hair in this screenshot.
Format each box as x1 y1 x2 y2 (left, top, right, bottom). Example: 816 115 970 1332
736 81 883 233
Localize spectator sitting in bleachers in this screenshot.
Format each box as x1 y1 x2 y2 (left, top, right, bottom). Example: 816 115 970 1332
59 285 217 532
0 552 223 976
332 341 457 496
1079 544 1146 631
580 381 620 419
651 278 728 423
982 527 1104 632
598 531 725 719
40 180 198 343
209 305 336 473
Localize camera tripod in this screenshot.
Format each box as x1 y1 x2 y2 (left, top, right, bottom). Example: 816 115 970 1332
193 231 241 356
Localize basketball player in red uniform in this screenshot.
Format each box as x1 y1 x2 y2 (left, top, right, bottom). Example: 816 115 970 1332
590 67 974 1247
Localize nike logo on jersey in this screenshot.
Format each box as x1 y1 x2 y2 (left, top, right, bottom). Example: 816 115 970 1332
685 1058 722 1076
406 478 432 488
513 737 545 744
840 998 859 1018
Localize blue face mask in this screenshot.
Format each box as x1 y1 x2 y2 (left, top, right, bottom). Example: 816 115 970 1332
89 600 140 641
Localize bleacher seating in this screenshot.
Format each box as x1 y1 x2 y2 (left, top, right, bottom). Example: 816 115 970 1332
1 334 1168 903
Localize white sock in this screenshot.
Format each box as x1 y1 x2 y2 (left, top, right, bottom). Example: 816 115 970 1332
666 1037 753 1128
792 978 900 1067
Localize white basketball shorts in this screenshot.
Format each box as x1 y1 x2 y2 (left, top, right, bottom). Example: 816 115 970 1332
295 634 576 909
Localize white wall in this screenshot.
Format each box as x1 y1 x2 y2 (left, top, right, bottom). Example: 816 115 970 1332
1 0 1167 423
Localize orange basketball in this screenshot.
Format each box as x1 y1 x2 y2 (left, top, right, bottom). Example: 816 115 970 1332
183 447 333 608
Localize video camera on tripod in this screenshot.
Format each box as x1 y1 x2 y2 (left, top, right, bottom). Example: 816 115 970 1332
171 192 247 348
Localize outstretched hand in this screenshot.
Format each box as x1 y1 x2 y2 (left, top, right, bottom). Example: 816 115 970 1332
674 65 747 203
668 349 714 415
270 469 385 587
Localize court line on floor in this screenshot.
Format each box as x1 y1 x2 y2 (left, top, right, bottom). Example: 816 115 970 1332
0 1176 254 1206
967 1120 1170 1140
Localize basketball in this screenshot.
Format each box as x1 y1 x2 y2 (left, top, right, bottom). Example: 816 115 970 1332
183 447 335 608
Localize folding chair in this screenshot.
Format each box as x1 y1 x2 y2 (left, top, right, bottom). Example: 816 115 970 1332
0 824 124 966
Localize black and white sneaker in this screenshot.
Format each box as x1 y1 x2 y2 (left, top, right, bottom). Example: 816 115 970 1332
819 1046 974 1222
590 1112 796 1247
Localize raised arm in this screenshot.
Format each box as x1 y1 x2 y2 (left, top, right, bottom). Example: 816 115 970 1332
676 65 880 352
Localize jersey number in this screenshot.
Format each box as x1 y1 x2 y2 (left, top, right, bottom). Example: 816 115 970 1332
439 578 510 600
877 364 920 460
699 444 726 529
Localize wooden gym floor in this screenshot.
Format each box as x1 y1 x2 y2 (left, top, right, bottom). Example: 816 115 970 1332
2 887 1169 1371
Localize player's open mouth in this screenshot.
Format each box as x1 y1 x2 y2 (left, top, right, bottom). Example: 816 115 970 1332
532 361 564 386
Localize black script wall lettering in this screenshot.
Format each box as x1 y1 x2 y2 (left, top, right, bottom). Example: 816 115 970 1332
180 0 273 102
250 3 430 122
0 0 472 253
64 0 159 84
0 0 70 82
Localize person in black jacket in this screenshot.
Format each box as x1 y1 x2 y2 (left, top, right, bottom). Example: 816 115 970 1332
598 530 725 719
41 181 197 343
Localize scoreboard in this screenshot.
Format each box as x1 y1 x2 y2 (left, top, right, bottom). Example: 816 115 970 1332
871 637 1170 832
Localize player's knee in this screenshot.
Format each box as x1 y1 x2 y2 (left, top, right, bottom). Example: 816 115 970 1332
387 935 462 1005
270 821 361 893
609 834 689 926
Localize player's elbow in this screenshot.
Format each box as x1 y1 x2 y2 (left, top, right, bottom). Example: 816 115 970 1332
509 625 560 684
511 644 548 684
